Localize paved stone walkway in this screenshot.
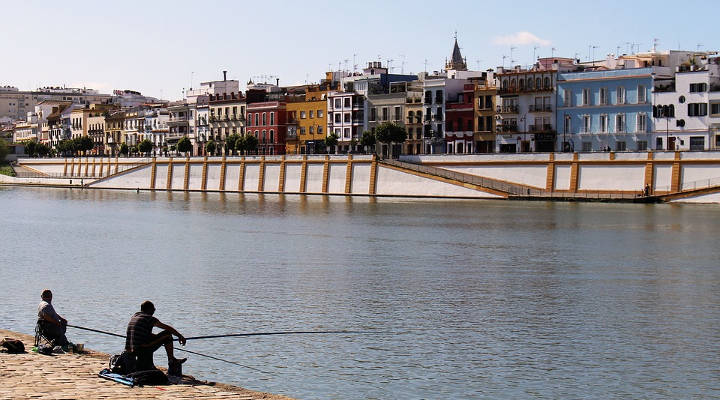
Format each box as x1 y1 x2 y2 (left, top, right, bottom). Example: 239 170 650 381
0 329 294 400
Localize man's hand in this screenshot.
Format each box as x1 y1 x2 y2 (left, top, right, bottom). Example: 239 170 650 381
177 334 186 346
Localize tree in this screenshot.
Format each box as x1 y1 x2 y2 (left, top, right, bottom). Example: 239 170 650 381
205 140 216 156
374 122 407 158
226 134 241 156
78 136 94 155
25 141 37 157
324 133 339 154
361 130 376 154
177 137 192 156
235 135 246 154
243 134 258 155
119 143 129 157
138 139 153 157
0 138 8 162
36 143 50 157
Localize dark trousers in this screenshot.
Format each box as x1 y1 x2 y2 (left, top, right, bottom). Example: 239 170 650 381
39 320 68 346
134 330 172 370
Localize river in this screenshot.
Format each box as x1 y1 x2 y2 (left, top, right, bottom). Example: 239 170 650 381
1 187 718 399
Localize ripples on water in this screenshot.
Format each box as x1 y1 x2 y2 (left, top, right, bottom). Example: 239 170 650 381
1 187 719 399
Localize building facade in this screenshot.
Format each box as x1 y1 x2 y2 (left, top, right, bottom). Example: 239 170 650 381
246 101 287 155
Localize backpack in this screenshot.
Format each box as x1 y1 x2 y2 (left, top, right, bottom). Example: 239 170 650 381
0 338 25 353
109 351 136 375
127 369 168 386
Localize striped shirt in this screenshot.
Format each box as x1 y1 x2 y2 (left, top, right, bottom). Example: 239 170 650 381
125 312 158 353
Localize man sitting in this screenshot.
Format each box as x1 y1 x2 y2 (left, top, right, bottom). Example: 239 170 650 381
125 301 186 371
37 289 69 347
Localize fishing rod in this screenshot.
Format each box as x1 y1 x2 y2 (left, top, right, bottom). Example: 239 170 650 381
67 324 267 373
180 330 370 341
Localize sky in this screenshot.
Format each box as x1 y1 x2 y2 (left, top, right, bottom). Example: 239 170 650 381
1 0 718 100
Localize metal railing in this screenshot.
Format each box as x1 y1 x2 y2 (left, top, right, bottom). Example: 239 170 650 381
14 160 151 179
655 176 720 193
379 158 544 196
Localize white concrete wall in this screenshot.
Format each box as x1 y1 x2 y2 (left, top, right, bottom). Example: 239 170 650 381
306 164 324 193
206 164 222 191
351 164 370 195
554 165 571 190
375 166 502 198
682 152 720 160
170 164 186 190
244 164 260 192
653 165 673 190
264 164 281 192
403 154 550 163
188 164 203 190
682 164 720 190
327 164 346 194
671 191 720 203
284 164 302 193
155 165 168 189
225 164 241 191
578 165 645 191
93 165 151 189
615 152 649 161
442 165 548 188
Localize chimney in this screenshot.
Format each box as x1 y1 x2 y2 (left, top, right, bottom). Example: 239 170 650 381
223 70 227 81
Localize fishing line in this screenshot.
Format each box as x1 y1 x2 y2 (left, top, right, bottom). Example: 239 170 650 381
67 324 269 374
181 330 371 341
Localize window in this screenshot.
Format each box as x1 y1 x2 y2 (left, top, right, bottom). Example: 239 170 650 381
344 98 351 108
370 108 376 121
711 103 720 115
637 140 648 151
637 113 647 132
616 141 626 151
344 113 350 123
262 113 267 125
690 136 705 151
309 110 314 118
582 115 591 132
300 111 306 119
344 128 350 138
270 112 274 125
582 142 592 152
317 110 323 118
254 113 259 126
318 126 323 134
425 90 432 104
261 130 267 143
637 85 646 103
617 86 626 104
544 77 550 88
269 130 274 143
599 88 608 105
309 126 314 134
564 89 571 107
582 89 590 106
382 107 388 121
616 113 625 132
334 99 341 109
394 106 401 121
478 117 485 131
334 113 341 123
600 114 608 133
689 83 708 92
435 90 443 104
688 103 708 116
232 106 237 116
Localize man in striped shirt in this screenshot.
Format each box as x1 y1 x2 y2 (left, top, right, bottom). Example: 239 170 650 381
125 300 186 371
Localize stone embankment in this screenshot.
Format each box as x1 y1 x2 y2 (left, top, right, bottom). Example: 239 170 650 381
0 329 294 400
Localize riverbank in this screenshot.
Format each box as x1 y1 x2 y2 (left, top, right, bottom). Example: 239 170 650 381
0 329 294 400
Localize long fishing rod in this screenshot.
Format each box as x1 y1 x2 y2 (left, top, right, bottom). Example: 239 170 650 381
67 324 267 373
180 330 370 341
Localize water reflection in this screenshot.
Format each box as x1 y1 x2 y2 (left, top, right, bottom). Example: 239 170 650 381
0 187 718 399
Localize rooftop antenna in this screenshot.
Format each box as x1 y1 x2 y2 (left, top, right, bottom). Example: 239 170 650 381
592 45 599 65
424 59 428 74
631 42 639 54
343 58 350 72
353 53 358 73
625 42 631 54
475 59 483 70
400 54 406 74
616 46 621 57
190 71 194 91
533 46 539 63
502 55 508 68
386 58 394 72
652 38 659 52
551 47 556 58
510 46 517 65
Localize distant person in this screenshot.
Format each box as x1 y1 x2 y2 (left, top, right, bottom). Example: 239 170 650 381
125 300 187 371
37 289 69 347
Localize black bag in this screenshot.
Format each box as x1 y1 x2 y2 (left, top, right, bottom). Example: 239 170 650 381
109 351 136 375
127 369 168 386
1 338 25 353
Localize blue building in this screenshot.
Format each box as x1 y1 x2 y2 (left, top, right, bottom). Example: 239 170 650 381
556 68 655 152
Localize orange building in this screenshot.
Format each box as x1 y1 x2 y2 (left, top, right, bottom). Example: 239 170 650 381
286 86 329 154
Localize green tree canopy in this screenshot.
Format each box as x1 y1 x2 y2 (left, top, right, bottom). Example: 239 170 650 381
361 130 376 148
226 134 241 155
324 133 339 153
177 137 192 155
374 122 407 144
205 140 216 155
78 136 94 154
138 139 153 156
119 143 129 156
36 143 50 157
25 141 37 157
0 138 8 162
243 134 258 154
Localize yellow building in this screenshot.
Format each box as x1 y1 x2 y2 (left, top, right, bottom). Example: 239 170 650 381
285 86 329 154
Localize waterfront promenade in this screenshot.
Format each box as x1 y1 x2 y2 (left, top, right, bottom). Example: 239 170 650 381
0 329 293 400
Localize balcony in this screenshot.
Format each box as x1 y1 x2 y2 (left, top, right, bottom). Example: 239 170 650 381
497 105 519 114
497 124 519 133
499 86 553 95
528 124 554 133
528 105 552 113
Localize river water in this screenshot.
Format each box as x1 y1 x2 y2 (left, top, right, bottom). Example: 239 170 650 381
1 187 719 399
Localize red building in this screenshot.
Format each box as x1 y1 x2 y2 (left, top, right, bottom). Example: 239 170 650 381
246 101 287 155
445 84 475 153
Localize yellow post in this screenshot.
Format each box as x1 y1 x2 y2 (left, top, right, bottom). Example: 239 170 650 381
322 155 330 193
219 156 227 191
238 157 245 192
257 156 265 192
300 155 308 192
345 154 353 194
166 157 174 191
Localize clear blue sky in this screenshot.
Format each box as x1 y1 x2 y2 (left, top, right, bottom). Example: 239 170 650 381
1 0 716 100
